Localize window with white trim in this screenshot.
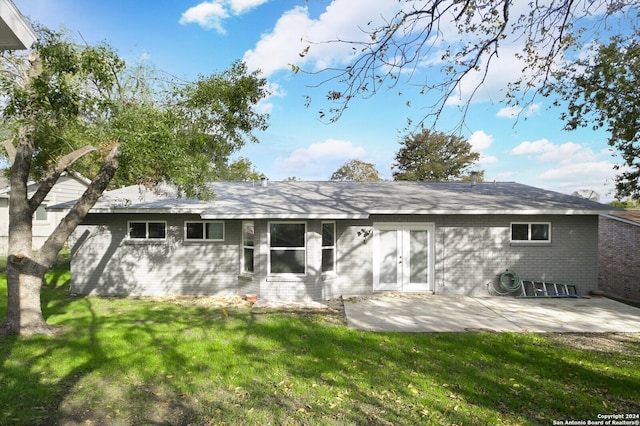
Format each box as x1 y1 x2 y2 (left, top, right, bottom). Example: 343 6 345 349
242 221 254 274
269 222 306 274
128 221 167 240
321 222 336 273
510 222 551 242
185 221 224 241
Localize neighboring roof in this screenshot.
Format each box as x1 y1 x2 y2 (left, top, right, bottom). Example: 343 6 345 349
602 210 640 227
0 0 36 50
0 173 90 199
51 181 620 219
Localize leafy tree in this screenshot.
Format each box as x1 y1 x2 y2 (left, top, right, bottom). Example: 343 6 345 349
223 157 263 181
609 199 640 209
0 27 269 336
308 1 638 129
549 31 640 199
330 159 381 181
459 170 485 183
392 130 479 181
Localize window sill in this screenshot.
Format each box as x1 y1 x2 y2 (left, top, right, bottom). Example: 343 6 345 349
266 275 306 282
510 241 552 247
183 240 225 244
124 239 167 245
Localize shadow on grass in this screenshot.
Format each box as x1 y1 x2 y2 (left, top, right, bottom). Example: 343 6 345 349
1 280 639 425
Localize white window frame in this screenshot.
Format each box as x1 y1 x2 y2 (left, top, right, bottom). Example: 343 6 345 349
268 221 307 276
127 221 167 241
184 220 225 242
321 221 336 274
241 221 254 274
510 222 551 243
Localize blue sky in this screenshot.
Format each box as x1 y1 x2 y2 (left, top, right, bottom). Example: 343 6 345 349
14 0 626 201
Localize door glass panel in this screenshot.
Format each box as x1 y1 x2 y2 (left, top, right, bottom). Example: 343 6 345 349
409 230 429 284
379 230 398 284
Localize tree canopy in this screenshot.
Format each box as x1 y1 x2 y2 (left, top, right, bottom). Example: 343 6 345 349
392 130 479 181
1 27 269 198
223 157 263 181
330 159 382 181
549 30 640 199
0 26 269 335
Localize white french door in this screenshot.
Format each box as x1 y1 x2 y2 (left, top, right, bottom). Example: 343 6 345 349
373 223 434 292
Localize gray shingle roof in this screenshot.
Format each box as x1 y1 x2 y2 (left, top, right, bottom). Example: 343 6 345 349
60 181 618 218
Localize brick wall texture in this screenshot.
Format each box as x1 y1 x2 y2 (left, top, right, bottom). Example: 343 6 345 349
71 213 601 301
598 215 640 303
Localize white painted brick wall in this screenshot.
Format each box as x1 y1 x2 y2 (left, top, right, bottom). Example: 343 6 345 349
71 213 600 300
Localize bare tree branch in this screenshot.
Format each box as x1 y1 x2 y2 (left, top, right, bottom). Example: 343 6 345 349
39 143 120 269
307 0 638 132
29 144 97 213
2 140 16 164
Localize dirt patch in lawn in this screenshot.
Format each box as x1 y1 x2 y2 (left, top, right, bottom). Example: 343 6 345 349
547 332 640 356
137 294 253 309
140 294 348 326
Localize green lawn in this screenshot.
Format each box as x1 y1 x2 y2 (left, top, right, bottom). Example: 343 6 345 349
0 257 639 425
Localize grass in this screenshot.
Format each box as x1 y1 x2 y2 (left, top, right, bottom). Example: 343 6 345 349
0 255 639 425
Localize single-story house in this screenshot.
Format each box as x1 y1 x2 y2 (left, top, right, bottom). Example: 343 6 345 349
0 173 89 254
599 210 640 303
57 180 617 301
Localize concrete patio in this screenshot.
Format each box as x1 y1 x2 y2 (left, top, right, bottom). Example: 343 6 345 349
343 294 640 333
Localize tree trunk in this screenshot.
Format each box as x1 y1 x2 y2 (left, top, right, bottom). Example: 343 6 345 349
0 143 120 336
3 257 52 336
0 127 52 336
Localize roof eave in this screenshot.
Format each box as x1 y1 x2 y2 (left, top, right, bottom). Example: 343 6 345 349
369 209 618 215
0 0 37 50
200 213 368 220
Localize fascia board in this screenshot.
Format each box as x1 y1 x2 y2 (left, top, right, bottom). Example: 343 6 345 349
0 0 37 50
200 213 369 220
601 214 640 227
369 209 619 215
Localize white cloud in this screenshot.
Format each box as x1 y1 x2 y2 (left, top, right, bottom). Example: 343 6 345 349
536 161 618 200
243 6 314 76
526 103 541 117
274 139 367 179
512 139 599 164
468 130 493 151
179 0 269 33
496 106 522 119
538 142 587 162
497 103 541 119
509 138 618 200
468 130 498 165
230 0 269 14
180 1 229 33
243 0 401 76
511 138 555 155
538 161 613 180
